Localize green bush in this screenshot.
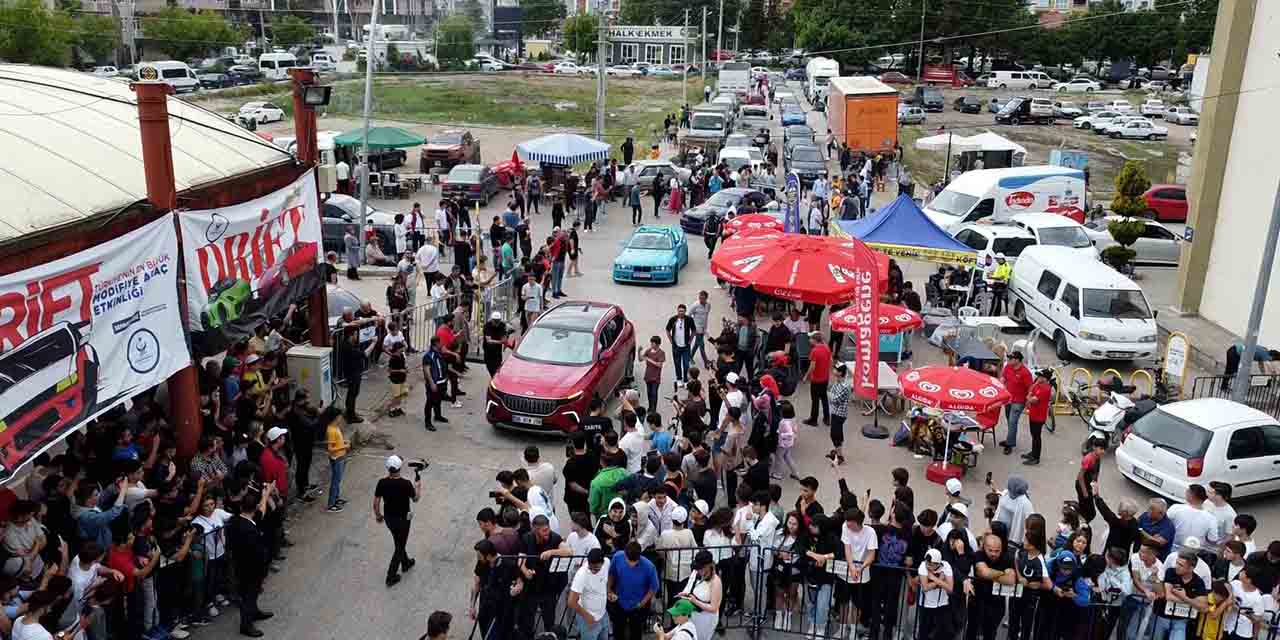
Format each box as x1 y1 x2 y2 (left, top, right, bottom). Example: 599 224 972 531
1107 218 1146 248
1101 245 1137 270
1111 160 1152 218
343 49 356 61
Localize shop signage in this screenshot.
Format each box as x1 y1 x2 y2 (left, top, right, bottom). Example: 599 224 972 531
607 26 694 41
0 216 189 482
179 171 323 356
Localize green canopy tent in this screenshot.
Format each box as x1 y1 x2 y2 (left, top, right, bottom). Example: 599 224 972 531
333 126 426 148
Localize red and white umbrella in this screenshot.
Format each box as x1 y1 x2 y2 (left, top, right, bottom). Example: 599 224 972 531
723 213 783 236
709 232 881 306
829 303 923 335
899 365 1011 413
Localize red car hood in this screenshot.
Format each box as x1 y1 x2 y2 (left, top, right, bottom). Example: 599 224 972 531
493 357 593 398
425 144 462 152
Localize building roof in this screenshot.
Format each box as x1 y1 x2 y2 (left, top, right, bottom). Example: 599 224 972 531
829 76 896 96
0 64 293 245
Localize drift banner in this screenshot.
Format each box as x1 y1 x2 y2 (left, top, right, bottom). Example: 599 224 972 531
179 171 323 356
0 216 189 482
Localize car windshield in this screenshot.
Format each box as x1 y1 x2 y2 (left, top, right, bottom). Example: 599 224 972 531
722 155 751 171
998 98 1024 115
449 168 482 181
747 149 764 163
429 133 464 144
1037 226 1093 248
706 191 741 207
1083 288 1152 319
515 326 596 365
1131 409 1212 459
992 237 1036 256
326 287 361 318
962 97 980 105
742 107 767 118
629 232 673 250
929 191 979 218
691 114 724 129
793 147 822 162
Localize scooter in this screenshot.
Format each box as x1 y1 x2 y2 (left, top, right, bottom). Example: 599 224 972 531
1072 377 1159 454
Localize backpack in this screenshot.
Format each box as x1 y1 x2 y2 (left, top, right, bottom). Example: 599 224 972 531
703 213 721 237
879 528 908 567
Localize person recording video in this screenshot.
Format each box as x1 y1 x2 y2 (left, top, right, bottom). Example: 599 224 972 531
374 455 424 587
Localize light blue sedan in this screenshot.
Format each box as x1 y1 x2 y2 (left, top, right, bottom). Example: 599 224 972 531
781 107 807 126
612 225 689 285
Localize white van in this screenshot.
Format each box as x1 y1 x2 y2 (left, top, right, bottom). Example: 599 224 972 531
1009 246 1158 361
136 61 199 93
259 52 299 80
922 166 1087 232
986 70 1054 90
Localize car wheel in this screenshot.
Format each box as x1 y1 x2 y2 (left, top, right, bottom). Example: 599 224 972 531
1147 134 1157 141
1011 117 1020 126
999 84 1007 89
1086 87 1094 92
1058 87 1066 93
1081 122 1091 130
1110 132 1120 138
671 269 680 287
1055 331 1071 361
1028 83 1037 90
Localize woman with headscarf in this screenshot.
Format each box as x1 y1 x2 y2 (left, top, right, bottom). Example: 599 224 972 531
995 475 1036 549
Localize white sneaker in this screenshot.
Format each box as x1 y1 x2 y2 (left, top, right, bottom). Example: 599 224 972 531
452 401 463 408
207 605 220 618
170 629 191 640
215 595 230 606
784 611 792 630
775 611 784 629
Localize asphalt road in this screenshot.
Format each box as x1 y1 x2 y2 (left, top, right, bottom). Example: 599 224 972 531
211 86 1274 640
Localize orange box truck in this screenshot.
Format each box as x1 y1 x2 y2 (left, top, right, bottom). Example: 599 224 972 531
827 76 899 155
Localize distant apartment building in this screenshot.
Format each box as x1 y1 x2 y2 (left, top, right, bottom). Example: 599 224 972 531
1028 0 1151 11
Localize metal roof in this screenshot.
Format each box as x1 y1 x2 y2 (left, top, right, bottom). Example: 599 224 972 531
0 64 293 244
829 76 896 96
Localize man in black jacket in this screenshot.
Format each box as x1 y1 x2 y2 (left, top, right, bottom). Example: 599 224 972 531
666 305 697 385
339 329 366 424
228 485 275 637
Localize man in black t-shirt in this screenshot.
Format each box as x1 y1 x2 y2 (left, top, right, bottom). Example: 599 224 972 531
473 538 521 639
965 533 1015 640
517 514 565 637
577 397 615 455
374 455 421 587
482 313 511 376
562 435 598 516
764 313 792 357
1152 551 1209 639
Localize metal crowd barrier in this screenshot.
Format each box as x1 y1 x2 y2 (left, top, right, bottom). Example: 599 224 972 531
1189 373 1280 419
467 542 1280 640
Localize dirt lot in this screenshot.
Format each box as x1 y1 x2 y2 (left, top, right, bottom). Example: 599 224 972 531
896 85 1196 200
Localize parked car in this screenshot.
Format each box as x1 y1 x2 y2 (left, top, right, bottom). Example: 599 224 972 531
613 225 689 284
91 66 119 77
197 72 230 89
1165 106 1200 126
1116 398 1280 501
648 65 678 78
951 223 1038 271
781 107 807 126
238 101 285 124
486 301 637 434
898 106 927 125
1142 184 1188 222
1109 118 1168 140
1052 77 1101 92
786 144 828 187
553 61 584 74
1107 99 1134 114
419 129 481 172
441 164 499 205
782 124 815 150
784 68 805 81
995 97 1053 125
879 71 913 85
1084 100 1108 114
320 194 399 255
680 187 771 234
953 96 982 114
310 52 338 71
1053 101 1083 119
1009 213 1098 260
1095 114 1145 135
629 160 692 191
226 65 263 85
607 64 640 76
1139 99 1166 118
357 148 408 170
1085 216 1181 266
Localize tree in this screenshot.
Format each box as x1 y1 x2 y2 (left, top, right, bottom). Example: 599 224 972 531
562 14 596 62
76 13 120 64
143 8 246 61
1102 160 1152 270
437 15 475 64
0 0 75 66
520 0 565 37
459 0 486 31
270 15 313 49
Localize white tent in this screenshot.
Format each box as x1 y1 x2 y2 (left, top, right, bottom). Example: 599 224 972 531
965 131 1028 156
914 132 981 153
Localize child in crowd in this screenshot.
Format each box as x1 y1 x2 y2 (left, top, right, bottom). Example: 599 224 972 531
775 401 800 481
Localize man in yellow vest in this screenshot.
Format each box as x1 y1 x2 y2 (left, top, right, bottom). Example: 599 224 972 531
988 254 1013 316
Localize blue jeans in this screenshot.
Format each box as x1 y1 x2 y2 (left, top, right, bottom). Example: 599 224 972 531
328 457 346 508
1151 615 1188 640
808 583 833 632
551 260 565 296
1122 596 1150 640
577 615 610 640
673 346 692 382
1003 402 1025 447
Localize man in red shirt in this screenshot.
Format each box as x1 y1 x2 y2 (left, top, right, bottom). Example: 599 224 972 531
1022 368 1053 465
259 427 290 563
803 331 832 426
434 321 464 407
999 351 1032 456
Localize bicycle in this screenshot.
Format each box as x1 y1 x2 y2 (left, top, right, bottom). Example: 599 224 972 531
860 389 906 417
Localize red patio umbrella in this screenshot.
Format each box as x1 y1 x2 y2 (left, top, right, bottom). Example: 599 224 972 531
830 303 923 335
898 365 1011 413
709 232 882 306
723 213 783 236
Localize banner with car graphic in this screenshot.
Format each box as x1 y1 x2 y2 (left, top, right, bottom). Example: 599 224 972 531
179 170 324 356
0 216 190 482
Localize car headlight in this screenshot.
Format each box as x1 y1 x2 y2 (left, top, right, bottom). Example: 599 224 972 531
1139 335 1157 343
654 265 672 272
1079 331 1108 341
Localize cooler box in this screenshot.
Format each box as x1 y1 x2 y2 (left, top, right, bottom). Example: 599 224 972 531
287 345 334 408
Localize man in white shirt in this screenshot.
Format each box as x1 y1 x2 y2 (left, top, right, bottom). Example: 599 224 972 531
647 487 677 535
1225 567 1267 640
522 277 544 327
568 549 610 640
336 159 351 194
415 241 441 290
841 506 879 586
718 372 750 429
1167 484 1218 549
1205 481 1237 554
1159 536 1213 584
522 446 559 498
918 548 953 609
434 201 452 243
619 414 649 473
688 291 712 369
935 503 979 552
746 491 780 574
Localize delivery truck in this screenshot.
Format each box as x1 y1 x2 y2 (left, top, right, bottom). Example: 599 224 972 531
826 76 898 155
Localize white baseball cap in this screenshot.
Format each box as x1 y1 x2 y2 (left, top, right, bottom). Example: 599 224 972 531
1182 536 1202 551
491 311 503 321
950 503 969 518
671 506 689 525
266 427 288 441
246 354 261 365
945 478 963 496
692 500 710 516
924 548 943 564
386 455 403 470
725 372 740 385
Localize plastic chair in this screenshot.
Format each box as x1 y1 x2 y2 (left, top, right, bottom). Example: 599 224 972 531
1013 328 1043 369
958 306 980 318
879 333 904 364
972 322 1000 342
383 172 402 198
368 172 383 198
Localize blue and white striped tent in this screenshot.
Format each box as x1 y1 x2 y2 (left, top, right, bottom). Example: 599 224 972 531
516 133 611 166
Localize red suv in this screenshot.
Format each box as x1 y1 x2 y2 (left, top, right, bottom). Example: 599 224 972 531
487 301 635 434
1142 184 1187 222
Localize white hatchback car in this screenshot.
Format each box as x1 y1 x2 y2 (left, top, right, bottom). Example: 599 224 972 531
1139 99 1166 118
553 61 584 74
1009 213 1099 260
1117 398 1280 501
1165 106 1200 126
1109 118 1169 140
238 101 285 124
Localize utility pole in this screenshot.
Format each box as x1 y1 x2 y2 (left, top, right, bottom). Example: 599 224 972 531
682 9 689 107
594 0 607 140
358 0 380 264
701 7 707 81
1231 186 1280 402
716 0 723 60
916 0 926 81
332 0 341 43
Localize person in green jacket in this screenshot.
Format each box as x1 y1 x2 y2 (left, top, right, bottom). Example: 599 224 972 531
589 451 631 517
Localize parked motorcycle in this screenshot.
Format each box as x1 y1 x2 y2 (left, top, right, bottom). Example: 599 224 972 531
1069 376 1159 454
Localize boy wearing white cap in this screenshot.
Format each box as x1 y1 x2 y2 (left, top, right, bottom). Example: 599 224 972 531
918 548 954 640
374 455 421 587
658 506 696 598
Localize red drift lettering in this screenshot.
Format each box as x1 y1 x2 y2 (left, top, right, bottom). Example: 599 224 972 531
0 264 98 352
195 204 306 293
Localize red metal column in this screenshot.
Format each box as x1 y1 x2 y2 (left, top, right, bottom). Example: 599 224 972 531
289 67 330 348
133 81 201 459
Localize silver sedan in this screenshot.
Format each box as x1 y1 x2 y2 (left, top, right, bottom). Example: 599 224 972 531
1085 216 1182 267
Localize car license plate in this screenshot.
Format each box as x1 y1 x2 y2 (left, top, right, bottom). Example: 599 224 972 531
632 272 650 279
512 415 542 426
1132 466 1162 487
1106 351 1135 359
